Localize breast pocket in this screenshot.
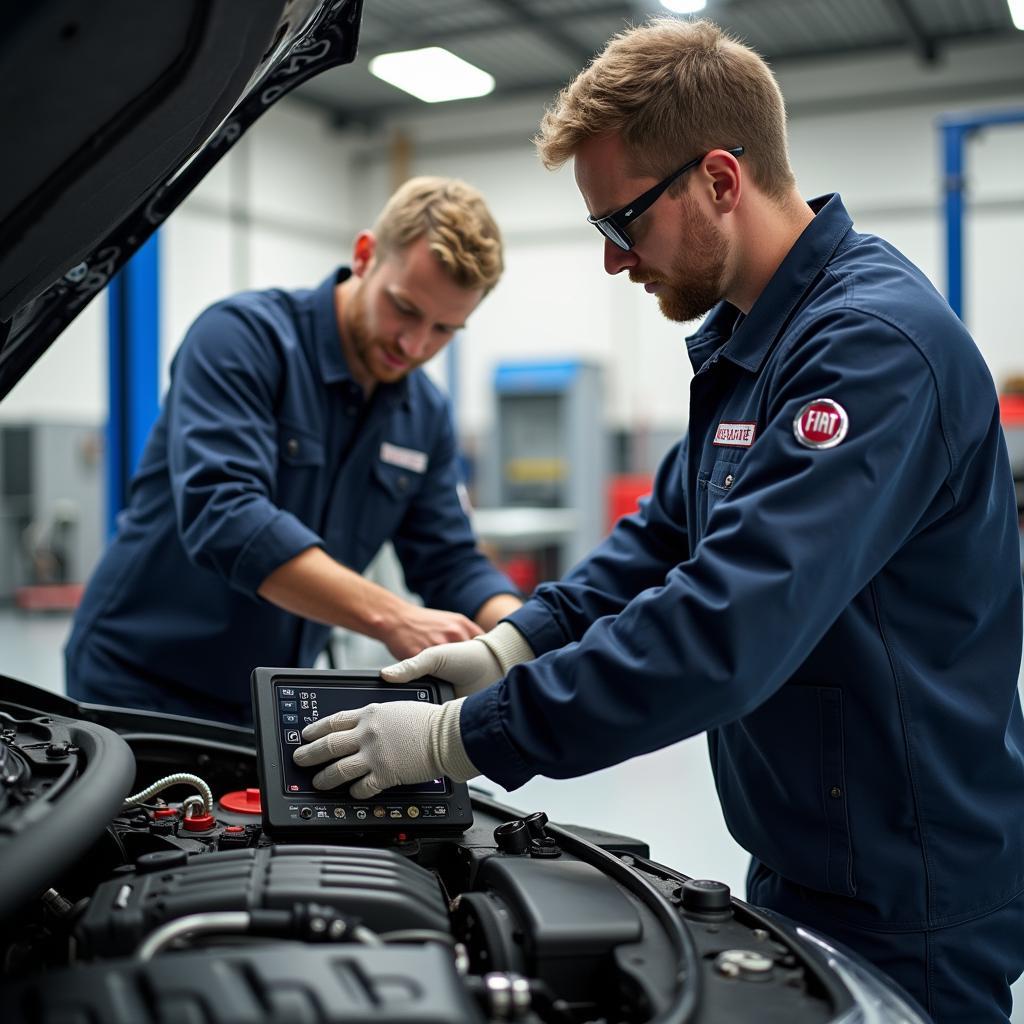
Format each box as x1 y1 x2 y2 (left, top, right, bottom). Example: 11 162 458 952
276 423 325 514
355 459 425 561
696 458 740 541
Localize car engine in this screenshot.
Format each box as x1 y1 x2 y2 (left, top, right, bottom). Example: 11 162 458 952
0 677 887 1023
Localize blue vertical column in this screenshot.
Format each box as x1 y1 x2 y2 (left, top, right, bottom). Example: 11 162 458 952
942 122 966 322
106 232 160 537
940 109 1024 324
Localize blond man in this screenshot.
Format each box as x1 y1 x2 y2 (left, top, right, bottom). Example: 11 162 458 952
66 177 521 725
295 24 1023 1020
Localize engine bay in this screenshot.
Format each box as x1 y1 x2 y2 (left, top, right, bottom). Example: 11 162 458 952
0 676 853 1023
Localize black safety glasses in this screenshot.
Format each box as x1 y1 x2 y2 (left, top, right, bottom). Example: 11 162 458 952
587 145 745 251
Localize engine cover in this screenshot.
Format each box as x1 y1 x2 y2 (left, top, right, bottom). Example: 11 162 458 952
76 845 448 958
1 944 482 1024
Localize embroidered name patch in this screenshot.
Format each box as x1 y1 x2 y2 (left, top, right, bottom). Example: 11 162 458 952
713 422 757 448
380 442 428 474
794 398 849 449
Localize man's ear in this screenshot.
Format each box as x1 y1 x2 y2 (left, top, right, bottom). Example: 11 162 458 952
352 231 377 277
702 149 742 214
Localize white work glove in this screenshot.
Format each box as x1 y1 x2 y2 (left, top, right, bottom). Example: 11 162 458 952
292 697 478 799
380 621 535 697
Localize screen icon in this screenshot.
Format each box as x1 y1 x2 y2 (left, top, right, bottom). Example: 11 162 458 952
281 714 298 725
417 690 428 700
285 730 300 743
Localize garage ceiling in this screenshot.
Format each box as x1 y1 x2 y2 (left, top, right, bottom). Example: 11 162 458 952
294 0 1022 126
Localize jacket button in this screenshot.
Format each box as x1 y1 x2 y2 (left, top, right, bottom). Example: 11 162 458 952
830 786 842 799
286 438 299 458
724 474 734 488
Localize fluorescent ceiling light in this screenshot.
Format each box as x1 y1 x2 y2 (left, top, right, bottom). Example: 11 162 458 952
1008 0 1024 30
369 47 495 103
660 0 708 13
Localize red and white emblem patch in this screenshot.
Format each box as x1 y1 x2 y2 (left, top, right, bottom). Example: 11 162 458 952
794 398 848 449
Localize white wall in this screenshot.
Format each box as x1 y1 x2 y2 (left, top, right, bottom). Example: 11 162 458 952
161 101 360 392
0 301 106 423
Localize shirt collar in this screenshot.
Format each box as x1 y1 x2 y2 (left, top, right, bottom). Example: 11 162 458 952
685 193 853 374
313 266 410 409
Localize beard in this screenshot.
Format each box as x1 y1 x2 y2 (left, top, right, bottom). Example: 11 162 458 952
344 285 375 377
343 280 407 384
631 198 728 323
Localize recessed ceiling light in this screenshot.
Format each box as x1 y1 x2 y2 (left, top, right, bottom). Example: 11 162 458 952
369 47 495 103
659 0 708 12
1007 0 1024 30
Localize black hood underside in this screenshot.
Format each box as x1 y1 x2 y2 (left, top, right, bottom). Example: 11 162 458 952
0 0 363 402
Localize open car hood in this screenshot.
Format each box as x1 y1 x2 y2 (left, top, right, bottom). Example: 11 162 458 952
0 0 363 401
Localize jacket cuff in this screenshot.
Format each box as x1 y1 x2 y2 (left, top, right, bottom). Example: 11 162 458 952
504 598 571 657
478 621 535 673
434 697 479 782
459 685 532 790
232 510 323 594
451 569 520 622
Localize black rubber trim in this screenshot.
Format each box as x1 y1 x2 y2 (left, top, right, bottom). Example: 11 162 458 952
0 718 135 919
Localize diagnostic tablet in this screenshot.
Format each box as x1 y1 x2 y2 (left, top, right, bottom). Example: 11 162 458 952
252 667 473 838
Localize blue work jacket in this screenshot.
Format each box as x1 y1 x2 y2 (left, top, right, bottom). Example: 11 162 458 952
462 195 1024 930
66 269 514 720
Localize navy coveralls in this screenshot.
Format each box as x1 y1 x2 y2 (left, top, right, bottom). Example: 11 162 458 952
66 269 514 725
461 196 1024 1021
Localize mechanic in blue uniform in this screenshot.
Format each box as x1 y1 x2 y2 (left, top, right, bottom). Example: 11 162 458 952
292 21 1024 1023
66 177 521 726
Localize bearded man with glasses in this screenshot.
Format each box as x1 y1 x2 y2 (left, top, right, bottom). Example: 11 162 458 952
293 20 1024 1022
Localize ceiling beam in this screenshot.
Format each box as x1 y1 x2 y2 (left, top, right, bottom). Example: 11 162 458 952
887 0 939 64
356 1 632 57
484 0 597 65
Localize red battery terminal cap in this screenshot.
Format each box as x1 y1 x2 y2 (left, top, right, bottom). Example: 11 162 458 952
152 807 179 819
219 788 263 815
182 812 216 833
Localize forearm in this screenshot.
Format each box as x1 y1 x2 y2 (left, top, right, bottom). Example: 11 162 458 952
474 593 522 630
257 546 403 641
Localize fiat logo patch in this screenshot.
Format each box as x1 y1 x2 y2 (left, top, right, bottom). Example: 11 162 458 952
794 398 848 449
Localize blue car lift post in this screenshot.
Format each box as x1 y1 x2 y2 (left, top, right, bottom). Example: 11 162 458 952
106 232 161 538
941 108 1024 571
941 107 1024 321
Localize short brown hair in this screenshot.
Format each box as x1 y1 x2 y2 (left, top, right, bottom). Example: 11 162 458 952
372 176 504 293
535 18 795 201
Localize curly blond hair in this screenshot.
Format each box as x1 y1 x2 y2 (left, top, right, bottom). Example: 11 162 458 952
535 18 795 202
372 176 504 293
